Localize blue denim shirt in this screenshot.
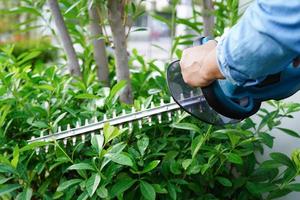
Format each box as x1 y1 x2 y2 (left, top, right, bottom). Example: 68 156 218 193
217 0 300 86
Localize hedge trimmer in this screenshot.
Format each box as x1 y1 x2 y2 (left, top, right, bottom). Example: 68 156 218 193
28 37 300 153
28 98 181 147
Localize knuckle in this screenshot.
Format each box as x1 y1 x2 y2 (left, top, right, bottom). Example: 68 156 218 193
182 74 190 84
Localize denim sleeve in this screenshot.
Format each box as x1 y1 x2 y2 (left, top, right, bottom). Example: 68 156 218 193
217 0 300 86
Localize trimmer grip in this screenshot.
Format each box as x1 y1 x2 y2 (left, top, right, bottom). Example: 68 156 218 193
195 37 261 119
225 64 300 102
193 37 300 119
201 81 261 119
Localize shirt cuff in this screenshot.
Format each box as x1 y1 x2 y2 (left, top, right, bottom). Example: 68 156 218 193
216 37 265 87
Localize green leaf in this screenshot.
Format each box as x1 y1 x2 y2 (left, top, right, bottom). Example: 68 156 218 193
0 177 13 185
77 191 89 200
57 179 82 192
227 133 240 147
53 191 63 199
36 84 55 91
110 176 136 197
191 135 205 159
270 152 294 168
105 152 133 167
137 136 149 156
151 13 171 28
54 142 73 163
286 183 300 192
19 141 50 152
141 160 160 173
176 18 202 33
260 160 282 169
32 121 48 128
175 49 182 58
277 127 300 138
101 142 128 170
0 184 21 196
283 168 297 183
171 123 201 133
11 145 19 168
107 142 127 154
267 189 291 199
259 132 274 148
227 153 243 165
291 149 300 169
182 159 192 170
0 105 10 128
152 184 168 194
75 93 99 99
53 112 67 127
170 160 181 175
258 110 278 131
17 51 41 65
96 186 108 198
140 180 156 200
67 163 96 171
64 0 81 14
86 173 101 197
214 129 252 137
91 134 104 155
64 185 78 200
0 155 10 165
16 187 32 200
0 164 16 174
105 80 127 106
286 102 300 114
103 123 121 144
246 182 277 195
167 182 177 200
7 6 41 16
216 177 232 187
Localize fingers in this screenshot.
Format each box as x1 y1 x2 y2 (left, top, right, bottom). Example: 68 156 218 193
181 61 213 87
180 41 221 87
180 41 217 68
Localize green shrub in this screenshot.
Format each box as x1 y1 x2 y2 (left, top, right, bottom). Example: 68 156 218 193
1 0 300 199
1 45 300 200
0 37 58 64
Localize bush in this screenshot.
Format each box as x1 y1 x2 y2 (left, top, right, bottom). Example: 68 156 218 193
1 0 300 199
0 37 58 64
1 46 300 200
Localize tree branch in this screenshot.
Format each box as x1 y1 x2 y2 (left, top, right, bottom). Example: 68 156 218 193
48 0 81 77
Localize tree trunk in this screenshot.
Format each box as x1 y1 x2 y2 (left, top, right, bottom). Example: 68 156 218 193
202 0 214 37
88 0 110 86
107 0 133 104
48 0 81 77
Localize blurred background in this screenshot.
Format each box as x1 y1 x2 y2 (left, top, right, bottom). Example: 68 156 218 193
0 0 251 63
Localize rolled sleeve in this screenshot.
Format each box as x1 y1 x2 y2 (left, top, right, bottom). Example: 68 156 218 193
217 0 300 86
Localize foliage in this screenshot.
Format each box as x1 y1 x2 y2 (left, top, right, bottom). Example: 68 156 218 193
214 0 241 35
1 45 300 199
0 37 58 63
1 0 300 200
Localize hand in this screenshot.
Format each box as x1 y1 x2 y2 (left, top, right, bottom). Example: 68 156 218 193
179 40 224 87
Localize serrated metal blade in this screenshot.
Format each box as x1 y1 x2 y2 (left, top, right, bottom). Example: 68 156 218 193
166 60 240 125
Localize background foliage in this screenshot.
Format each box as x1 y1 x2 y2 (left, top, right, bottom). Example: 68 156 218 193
1 0 300 200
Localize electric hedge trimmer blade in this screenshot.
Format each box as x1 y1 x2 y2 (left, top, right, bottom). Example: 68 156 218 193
166 60 239 125
28 98 183 154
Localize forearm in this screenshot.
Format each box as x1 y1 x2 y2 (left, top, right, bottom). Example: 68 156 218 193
217 0 300 86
